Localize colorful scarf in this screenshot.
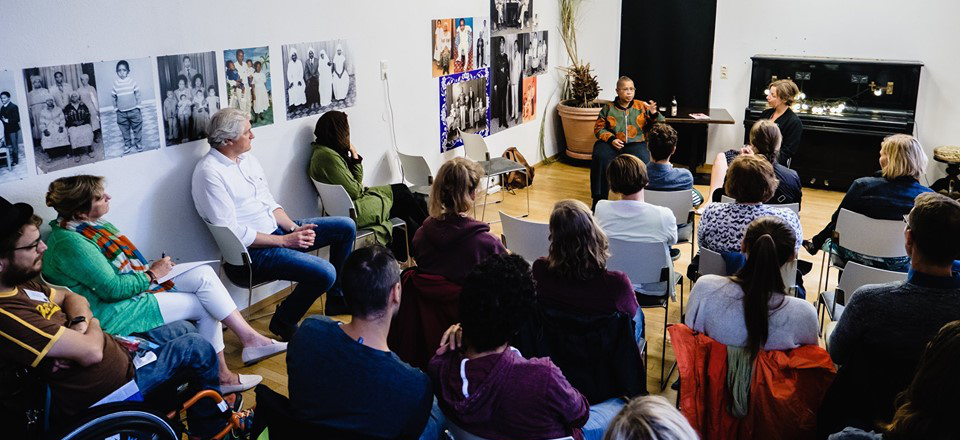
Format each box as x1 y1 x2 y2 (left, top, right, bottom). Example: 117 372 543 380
65 220 175 292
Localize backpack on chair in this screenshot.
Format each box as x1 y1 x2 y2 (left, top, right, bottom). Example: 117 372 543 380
502 147 534 190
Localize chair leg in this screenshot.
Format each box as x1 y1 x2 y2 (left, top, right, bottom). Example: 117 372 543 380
522 171 530 218
660 300 669 390
481 174 492 222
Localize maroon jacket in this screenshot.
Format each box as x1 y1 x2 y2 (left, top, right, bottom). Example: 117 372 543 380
532 258 639 318
388 268 462 369
411 215 506 285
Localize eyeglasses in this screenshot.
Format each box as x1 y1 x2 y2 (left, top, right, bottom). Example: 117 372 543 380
11 238 42 252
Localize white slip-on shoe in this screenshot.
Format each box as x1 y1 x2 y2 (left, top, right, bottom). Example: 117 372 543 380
220 374 262 394
241 340 288 366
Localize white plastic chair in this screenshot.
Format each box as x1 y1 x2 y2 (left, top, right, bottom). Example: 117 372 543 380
460 131 530 222
499 211 549 263
700 247 799 293
606 238 684 390
645 189 696 256
397 151 433 196
817 261 906 333
819 209 907 294
445 420 573 440
311 179 409 258
719 195 800 214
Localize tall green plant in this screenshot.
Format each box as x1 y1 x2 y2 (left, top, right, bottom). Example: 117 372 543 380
557 0 600 108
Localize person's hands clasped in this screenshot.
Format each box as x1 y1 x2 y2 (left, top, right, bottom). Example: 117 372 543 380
283 226 316 249
739 145 755 156
148 256 175 279
436 324 463 356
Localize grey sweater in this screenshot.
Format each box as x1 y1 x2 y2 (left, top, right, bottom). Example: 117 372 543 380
684 275 819 350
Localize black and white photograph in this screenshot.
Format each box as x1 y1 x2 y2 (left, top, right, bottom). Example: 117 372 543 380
490 34 524 134
0 70 28 182
519 30 548 76
23 63 105 174
92 57 162 160
440 68 490 152
491 0 535 35
474 17 491 70
156 51 220 146
282 39 357 120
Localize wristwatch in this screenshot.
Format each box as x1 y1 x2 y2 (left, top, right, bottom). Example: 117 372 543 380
67 316 86 328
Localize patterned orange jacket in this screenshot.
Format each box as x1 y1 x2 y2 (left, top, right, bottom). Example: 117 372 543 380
593 98 665 144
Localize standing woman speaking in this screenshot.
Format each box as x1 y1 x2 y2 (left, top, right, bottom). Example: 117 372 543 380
762 79 803 167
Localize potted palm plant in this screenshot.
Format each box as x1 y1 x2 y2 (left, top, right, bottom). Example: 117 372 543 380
556 0 608 160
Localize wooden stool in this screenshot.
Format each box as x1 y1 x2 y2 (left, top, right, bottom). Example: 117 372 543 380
932 146 960 199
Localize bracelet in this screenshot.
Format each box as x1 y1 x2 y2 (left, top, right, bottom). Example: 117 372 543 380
145 270 156 283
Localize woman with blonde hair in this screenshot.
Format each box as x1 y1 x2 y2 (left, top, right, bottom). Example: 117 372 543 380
411 157 506 284
762 79 803 166
805 134 932 271
604 395 699 440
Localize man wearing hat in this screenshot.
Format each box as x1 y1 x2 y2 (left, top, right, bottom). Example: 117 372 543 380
0 197 229 437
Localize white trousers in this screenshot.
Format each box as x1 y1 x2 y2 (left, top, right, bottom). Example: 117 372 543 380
155 265 237 353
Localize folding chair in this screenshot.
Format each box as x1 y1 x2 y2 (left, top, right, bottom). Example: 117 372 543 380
397 152 433 196
817 261 906 334
719 195 800 214
818 209 907 294
460 132 530 223
311 180 409 260
645 189 697 256
499 211 549 263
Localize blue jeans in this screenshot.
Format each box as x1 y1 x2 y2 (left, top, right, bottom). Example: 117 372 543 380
248 216 356 334
132 321 221 438
583 397 627 440
116 108 143 148
590 141 650 203
419 398 445 440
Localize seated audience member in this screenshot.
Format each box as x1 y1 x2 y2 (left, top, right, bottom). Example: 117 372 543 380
708 119 802 205
820 193 960 437
192 108 357 340
602 395 699 440
829 321 960 440
42 175 283 394
286 245 440 440
309 110 428 257
805 134 932 271
411 157 506 284
698 155 802 255
686 216 818 353
536 199 642 335
645 122 703 207
595 154 680 254
0 197 226 437
430 254 590 440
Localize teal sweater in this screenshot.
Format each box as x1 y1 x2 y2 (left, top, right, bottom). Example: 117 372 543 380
41 220 164 336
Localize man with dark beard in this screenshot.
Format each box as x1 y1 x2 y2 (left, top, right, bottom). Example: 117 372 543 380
0 197 229 437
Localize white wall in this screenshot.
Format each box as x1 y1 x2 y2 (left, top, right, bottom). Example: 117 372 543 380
0 0 620 307
708 0 959 183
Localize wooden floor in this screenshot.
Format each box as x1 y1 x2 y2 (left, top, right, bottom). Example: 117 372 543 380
226 159 845 407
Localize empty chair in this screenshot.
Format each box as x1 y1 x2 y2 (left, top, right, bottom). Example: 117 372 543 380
311 179 409 258
819 208 908 293
645 189 696 255
460 131 530 222
499 211 549 262
397 151 433 196
817 261 907 333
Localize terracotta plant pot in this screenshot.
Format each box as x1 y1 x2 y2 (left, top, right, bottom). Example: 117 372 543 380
557 99 609 160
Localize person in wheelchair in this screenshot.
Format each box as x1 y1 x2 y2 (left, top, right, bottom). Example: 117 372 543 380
0 197 228 439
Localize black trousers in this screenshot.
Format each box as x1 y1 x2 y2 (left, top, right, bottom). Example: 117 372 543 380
389 183 429 260
590 140 650 206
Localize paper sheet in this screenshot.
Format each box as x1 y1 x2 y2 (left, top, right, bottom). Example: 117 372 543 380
156 260 218 284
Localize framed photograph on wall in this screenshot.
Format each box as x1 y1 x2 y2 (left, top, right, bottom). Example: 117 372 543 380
474 17 491 70
282 39 356 120
490 34 523 134
440 68 490 152
491 0 534 35
0 70 29 182
223 47 273 127
92 57 162 160
431 19 454 77
156 51 220 146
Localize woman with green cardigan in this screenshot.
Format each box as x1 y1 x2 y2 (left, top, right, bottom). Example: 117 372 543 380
41 175 286 394
308 110 428 258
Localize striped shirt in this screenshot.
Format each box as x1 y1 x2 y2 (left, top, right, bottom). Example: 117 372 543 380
111 76 140 111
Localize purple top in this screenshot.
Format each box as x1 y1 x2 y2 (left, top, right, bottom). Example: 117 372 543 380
532 258 639 317
412 215 507 284
428 348 590 440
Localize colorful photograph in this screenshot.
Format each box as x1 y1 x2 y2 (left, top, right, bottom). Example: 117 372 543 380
452 17 475 74
156 51 220 146
522 75 537 123
23 63 105 173
282 39 356 120
440 68 490 152
93 57 162 160
223 47 273 127
0 70 28 182
431 19 454 77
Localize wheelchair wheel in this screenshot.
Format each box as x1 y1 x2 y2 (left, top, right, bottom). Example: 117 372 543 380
49 403 179 440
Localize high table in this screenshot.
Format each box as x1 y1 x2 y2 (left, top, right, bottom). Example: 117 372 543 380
663 108 735 184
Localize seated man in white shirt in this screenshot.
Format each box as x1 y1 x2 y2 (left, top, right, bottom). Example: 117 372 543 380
191 108 356 341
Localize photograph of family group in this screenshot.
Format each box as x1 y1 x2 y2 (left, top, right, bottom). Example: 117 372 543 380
491 0 535 34
156 51 221 146
23 63 106 173
224 47 273 128
440 68 490 151
282 39 356 120
92 57 162 160
432 17 490 78
0 70 27 183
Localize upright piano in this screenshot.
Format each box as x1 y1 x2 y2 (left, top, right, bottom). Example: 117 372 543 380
744 55 923 190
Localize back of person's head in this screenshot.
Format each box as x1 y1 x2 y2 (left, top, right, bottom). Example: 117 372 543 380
46 175 105 221
734 216 796 355
607 154 649 195
884 321 960 439
603 395 699 440
749 120 782 164
724 155 776 203
460 254 536 352
208 108 248 149
547 199 608 281
430 157 484 219
880 134 928 180
340 245 401 319
314 110 351 156
768 79 799 106
906 192 960 266
647 123 679 162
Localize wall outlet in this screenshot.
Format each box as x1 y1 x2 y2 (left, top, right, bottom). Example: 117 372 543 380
720 65 728 80
380 60 389 80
